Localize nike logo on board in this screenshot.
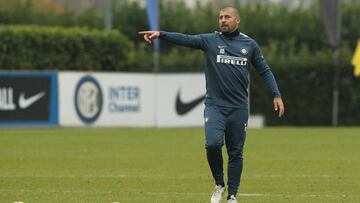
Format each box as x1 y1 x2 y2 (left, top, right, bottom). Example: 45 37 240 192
175 89 205 116
18 92 46 109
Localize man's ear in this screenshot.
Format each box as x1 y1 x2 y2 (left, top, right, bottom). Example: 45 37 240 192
237 17 241 24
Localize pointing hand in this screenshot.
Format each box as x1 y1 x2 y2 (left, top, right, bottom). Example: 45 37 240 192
138 31 160 44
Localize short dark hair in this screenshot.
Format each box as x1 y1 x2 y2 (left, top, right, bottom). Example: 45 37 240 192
220 7 240 17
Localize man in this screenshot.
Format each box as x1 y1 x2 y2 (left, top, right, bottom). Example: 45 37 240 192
139 6 284 203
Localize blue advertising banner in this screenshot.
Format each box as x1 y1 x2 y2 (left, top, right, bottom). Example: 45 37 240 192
0 72 58 126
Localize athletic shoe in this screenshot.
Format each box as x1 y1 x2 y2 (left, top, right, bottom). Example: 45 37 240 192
210 185 226 203
227 195 238 203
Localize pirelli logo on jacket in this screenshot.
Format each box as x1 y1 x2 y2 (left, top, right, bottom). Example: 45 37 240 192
216 55 247 66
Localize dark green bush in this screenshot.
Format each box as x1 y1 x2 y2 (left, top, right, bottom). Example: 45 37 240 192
0 25 132 70
250 43 360 126
0 5 103 29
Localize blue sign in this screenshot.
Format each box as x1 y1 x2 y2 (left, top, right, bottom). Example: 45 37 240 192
0 72 58 126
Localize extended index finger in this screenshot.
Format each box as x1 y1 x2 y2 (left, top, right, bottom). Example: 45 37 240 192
138 31 151 35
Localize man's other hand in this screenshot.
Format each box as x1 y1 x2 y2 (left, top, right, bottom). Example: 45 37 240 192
273 97 284 118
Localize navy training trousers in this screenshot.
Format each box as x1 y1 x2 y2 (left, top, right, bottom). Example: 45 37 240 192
204 104 248 196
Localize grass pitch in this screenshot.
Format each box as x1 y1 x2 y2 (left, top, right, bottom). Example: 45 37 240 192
0 127 359 203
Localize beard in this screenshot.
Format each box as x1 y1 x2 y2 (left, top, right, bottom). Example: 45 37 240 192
220 25 230 33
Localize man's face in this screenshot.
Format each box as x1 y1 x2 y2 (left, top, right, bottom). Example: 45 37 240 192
219 9 240 33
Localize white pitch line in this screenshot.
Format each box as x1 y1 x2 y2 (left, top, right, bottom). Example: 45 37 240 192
238 193 349 198
246 174 360 178
0 188 353 199
0 174 128 178
0 174 359 179
0 174 205 179
0 188 113 194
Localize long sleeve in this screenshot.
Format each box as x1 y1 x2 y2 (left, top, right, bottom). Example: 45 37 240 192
251 43 281 98
159 31 206 50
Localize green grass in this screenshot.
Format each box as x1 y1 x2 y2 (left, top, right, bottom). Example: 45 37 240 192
0 127 359 203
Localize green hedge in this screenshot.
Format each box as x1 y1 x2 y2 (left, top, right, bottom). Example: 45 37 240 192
1 2 359 71
0 25 132 70
0 5 103 29
259 65 360 126
250 43 360 126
